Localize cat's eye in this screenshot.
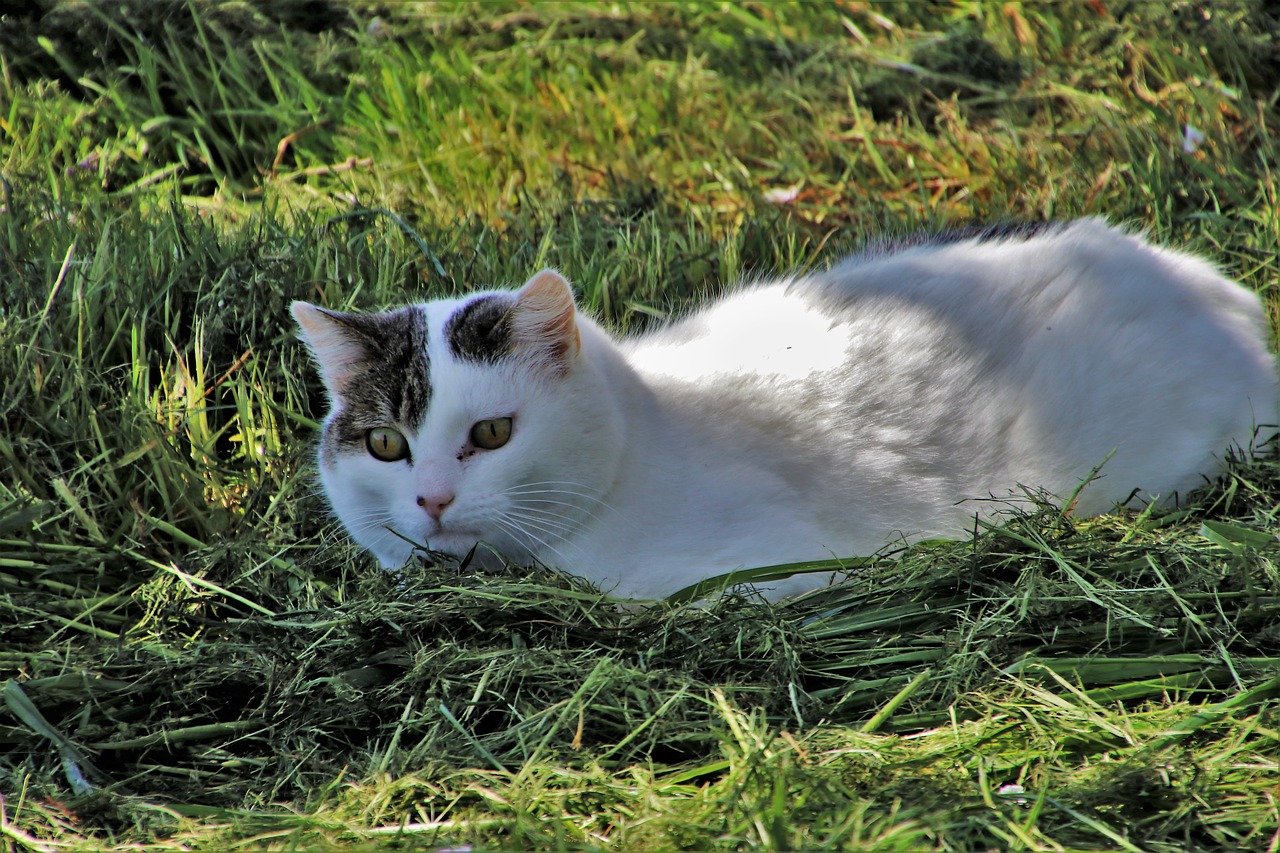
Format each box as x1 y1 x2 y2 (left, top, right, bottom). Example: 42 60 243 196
366 427 409 462
470 417 513 450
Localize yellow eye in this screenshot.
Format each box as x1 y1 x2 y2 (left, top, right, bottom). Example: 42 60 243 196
470 417 513 450
366 427 409 462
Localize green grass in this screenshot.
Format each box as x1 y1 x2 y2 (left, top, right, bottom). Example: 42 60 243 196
3 1 1280 849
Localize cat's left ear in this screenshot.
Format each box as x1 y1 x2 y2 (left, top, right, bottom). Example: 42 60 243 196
291 302 370 398
511 269 581 373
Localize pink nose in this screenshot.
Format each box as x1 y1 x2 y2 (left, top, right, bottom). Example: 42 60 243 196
417 494 454 521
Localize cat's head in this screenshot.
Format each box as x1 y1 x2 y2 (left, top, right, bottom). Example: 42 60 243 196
292 270 623 571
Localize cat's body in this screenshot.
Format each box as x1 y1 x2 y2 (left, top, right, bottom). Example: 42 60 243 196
294 219 1277 600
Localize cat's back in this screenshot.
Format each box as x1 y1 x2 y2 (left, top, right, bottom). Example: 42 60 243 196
619 218 1274 517
808 217 1266 346
627 218 1271 389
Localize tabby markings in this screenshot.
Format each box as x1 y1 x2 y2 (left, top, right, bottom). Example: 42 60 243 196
324 306 432 458
445 294 516 363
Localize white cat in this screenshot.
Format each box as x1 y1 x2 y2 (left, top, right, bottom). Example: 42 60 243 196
293 219 1276 600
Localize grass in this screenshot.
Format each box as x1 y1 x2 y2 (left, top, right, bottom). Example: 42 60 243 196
2 1 1280 849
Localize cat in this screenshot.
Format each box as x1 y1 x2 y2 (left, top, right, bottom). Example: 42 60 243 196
293 218 1277 601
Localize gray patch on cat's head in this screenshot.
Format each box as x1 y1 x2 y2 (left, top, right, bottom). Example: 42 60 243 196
445 294 516 363
320 306 432 460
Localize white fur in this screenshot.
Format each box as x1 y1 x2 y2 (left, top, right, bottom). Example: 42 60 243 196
304 219 1277 601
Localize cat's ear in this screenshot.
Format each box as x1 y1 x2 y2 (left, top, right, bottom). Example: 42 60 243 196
511 269 581 372
291 302 369 397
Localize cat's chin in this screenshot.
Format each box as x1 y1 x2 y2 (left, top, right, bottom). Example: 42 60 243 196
425 530 510 559
425 531 481 555
427 537 519 572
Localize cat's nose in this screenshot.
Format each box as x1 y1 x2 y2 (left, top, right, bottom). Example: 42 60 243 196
416 494 454 520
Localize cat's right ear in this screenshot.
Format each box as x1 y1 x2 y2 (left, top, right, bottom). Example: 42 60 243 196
511 270 581 374
291 302 366 398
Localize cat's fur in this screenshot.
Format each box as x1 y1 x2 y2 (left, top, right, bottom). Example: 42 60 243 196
293 218 1277 600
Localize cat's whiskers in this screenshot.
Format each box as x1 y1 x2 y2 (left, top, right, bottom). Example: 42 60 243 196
501 481 620 528
508 504 602 535
505 479 604 491
491 494 600 566
501 503 577 540
512 500 606 522
343 507 401 541
317 525 349 551
342 505 395 526
504 479 616 508
508 498 613 530
490 514 580 567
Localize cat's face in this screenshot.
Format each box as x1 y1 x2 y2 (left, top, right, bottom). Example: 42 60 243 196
293 270 622 570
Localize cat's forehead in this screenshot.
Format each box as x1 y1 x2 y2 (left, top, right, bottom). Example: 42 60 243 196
323 292 522 453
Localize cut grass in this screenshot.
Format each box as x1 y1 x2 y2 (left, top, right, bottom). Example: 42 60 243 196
5 499 1280 850
2 1 1280 850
